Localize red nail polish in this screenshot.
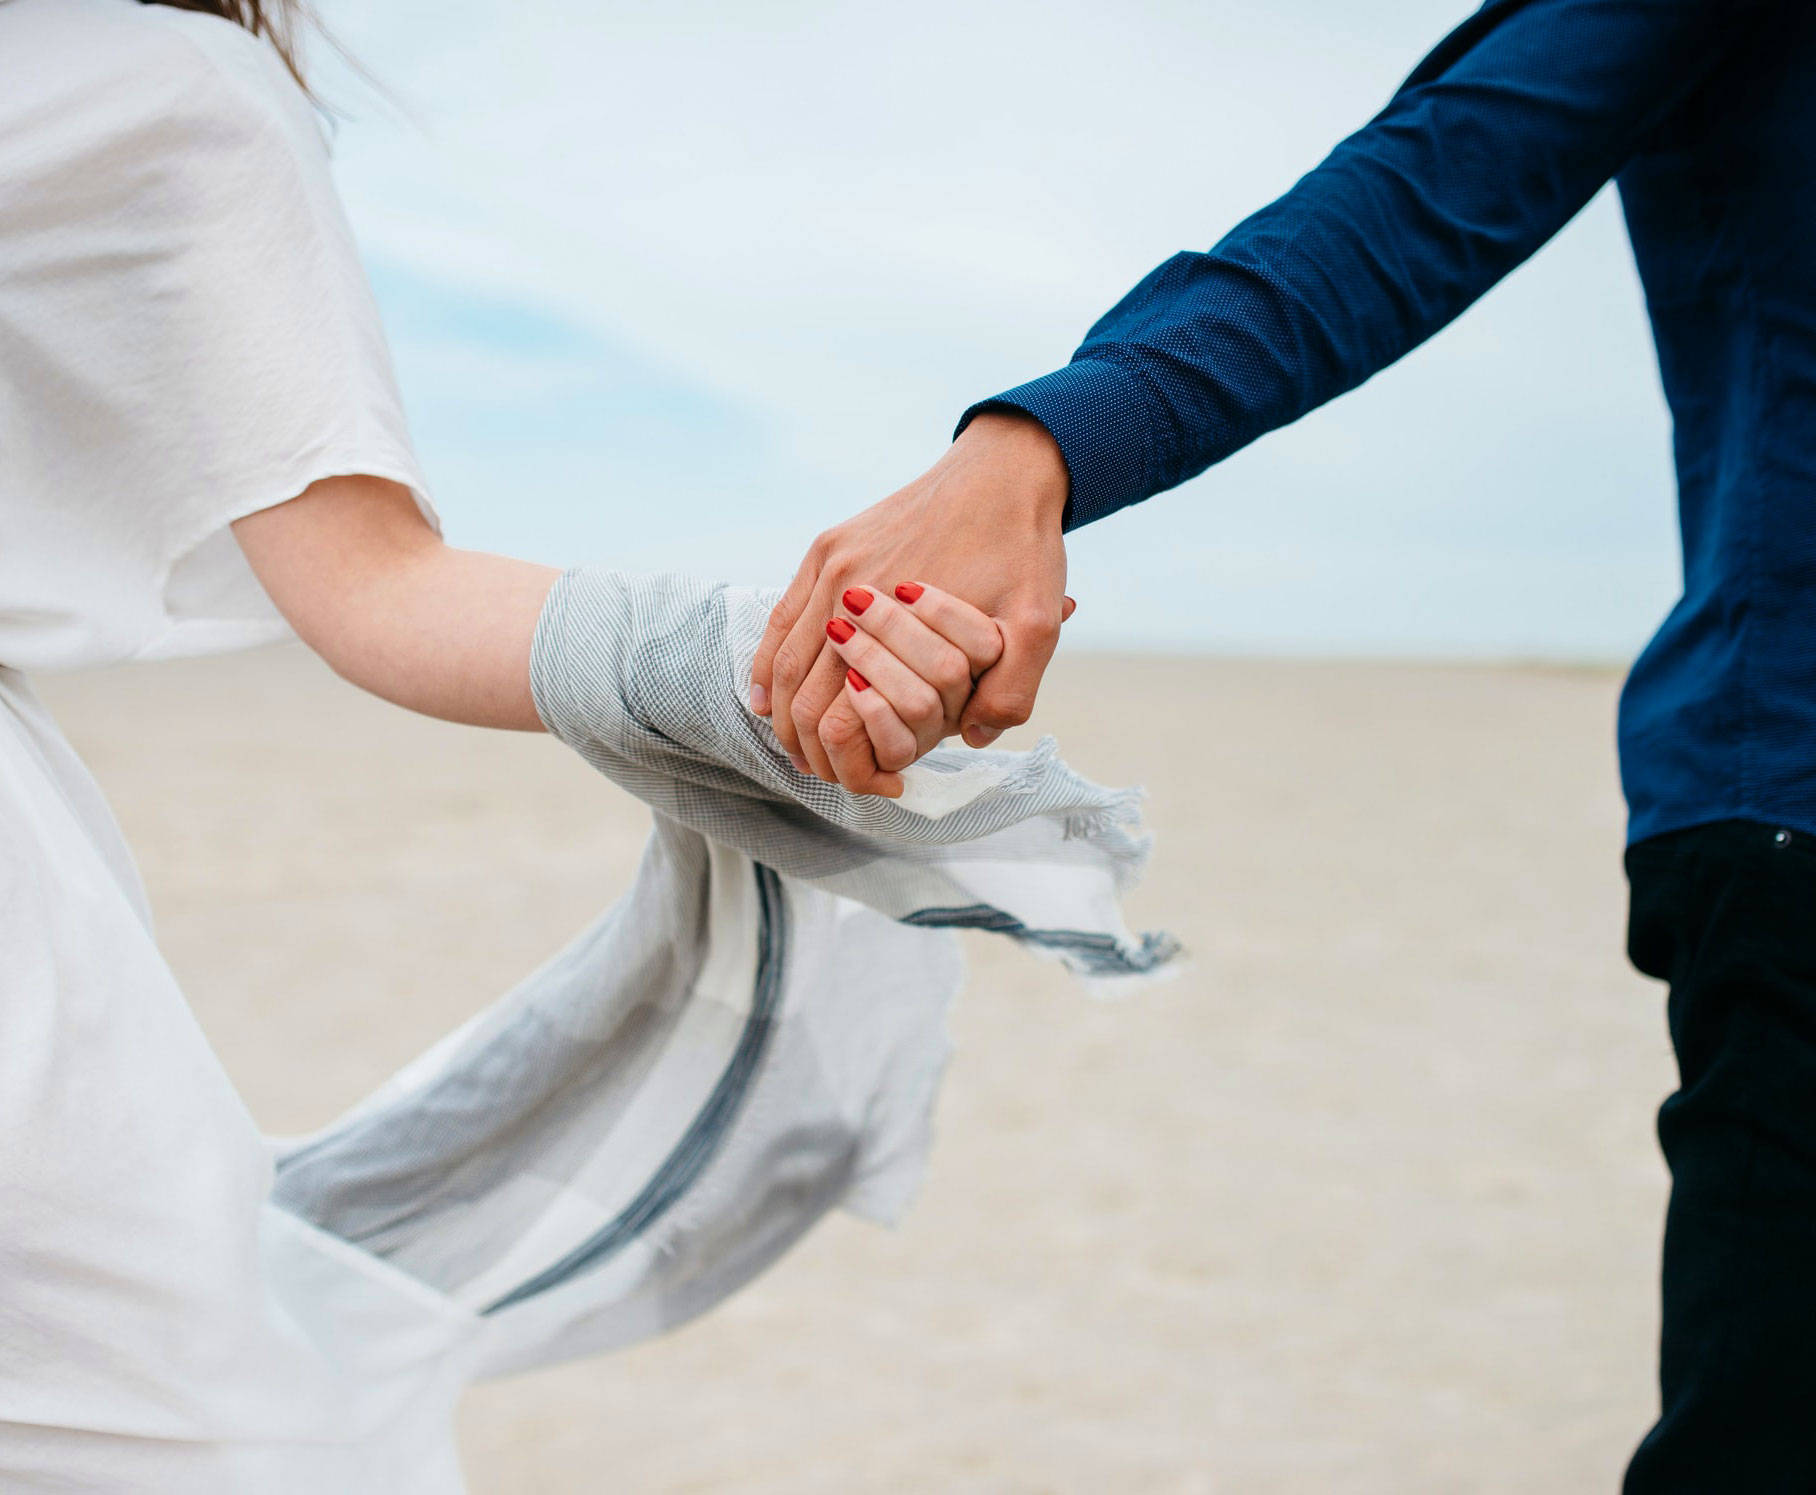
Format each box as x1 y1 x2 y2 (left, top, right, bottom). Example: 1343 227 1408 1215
826 618 856 644
895 582 925 604
847 668 870 692
842 587 873 614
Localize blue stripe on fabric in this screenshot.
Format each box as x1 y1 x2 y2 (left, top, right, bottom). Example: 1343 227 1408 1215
482 862 788 1316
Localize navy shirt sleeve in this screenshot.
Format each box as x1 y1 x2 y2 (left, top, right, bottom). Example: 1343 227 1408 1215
960 0 1757 530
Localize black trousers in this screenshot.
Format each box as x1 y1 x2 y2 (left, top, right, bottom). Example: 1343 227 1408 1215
1622 820 1816 1494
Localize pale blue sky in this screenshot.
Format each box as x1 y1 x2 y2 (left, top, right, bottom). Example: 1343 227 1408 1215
316 0 1683 660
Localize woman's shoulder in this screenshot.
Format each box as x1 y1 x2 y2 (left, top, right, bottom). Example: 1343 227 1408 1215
0 0 326 203
133 0 326 147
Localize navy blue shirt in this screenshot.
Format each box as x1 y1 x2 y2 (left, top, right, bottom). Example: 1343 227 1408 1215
963 0 1816 847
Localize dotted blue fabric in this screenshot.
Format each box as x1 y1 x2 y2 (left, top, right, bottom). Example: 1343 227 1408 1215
960 0 1816 848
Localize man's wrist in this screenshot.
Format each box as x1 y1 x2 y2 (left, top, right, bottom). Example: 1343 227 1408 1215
954 409 1069 532
956 362 1155 530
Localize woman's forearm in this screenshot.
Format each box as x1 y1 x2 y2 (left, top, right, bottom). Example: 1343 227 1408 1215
232 474 560 730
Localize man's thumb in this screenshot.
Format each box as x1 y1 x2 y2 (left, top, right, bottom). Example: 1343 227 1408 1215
960 662 1042 749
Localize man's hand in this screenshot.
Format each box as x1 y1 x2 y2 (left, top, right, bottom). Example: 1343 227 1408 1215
750 410 1070 793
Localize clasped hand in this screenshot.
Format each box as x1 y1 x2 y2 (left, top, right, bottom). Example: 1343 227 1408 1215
748 411 1074 797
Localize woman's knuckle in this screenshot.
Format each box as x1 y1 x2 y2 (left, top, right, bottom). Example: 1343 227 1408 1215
907 681 942 722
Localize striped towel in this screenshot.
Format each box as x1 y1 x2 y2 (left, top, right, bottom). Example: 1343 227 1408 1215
269 570 1177 1380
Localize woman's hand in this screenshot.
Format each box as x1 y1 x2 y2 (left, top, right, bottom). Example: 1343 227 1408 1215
800 581 1074 796
822 581 1004 776
750 411 1071 775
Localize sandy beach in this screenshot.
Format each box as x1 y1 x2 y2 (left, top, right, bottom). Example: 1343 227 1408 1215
39 645 1670 1493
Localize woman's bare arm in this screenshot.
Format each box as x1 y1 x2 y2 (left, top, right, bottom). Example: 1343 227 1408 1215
233 473 1013 783
232 475 559 731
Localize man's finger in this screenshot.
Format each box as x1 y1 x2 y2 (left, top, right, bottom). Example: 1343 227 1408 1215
749 559 819 715
787 643 848 781
959 611 1060 748
769 573 840 756
820 690 903 797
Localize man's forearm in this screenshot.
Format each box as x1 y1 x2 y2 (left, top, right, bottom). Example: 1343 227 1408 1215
963 0 1759 530
232 475 560 731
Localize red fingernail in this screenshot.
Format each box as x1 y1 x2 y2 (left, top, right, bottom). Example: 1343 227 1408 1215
826 618 855 643
895 582 925 604
847 668 870 692
842 587 873 614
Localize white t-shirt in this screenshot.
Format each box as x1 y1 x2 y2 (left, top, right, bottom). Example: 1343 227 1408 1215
0 0 430 674
0 4 460 1487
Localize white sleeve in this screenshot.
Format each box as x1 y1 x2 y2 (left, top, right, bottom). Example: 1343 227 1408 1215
0 4 433 669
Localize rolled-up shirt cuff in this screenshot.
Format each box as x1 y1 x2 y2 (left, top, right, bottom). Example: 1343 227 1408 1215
954 359 1157 532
